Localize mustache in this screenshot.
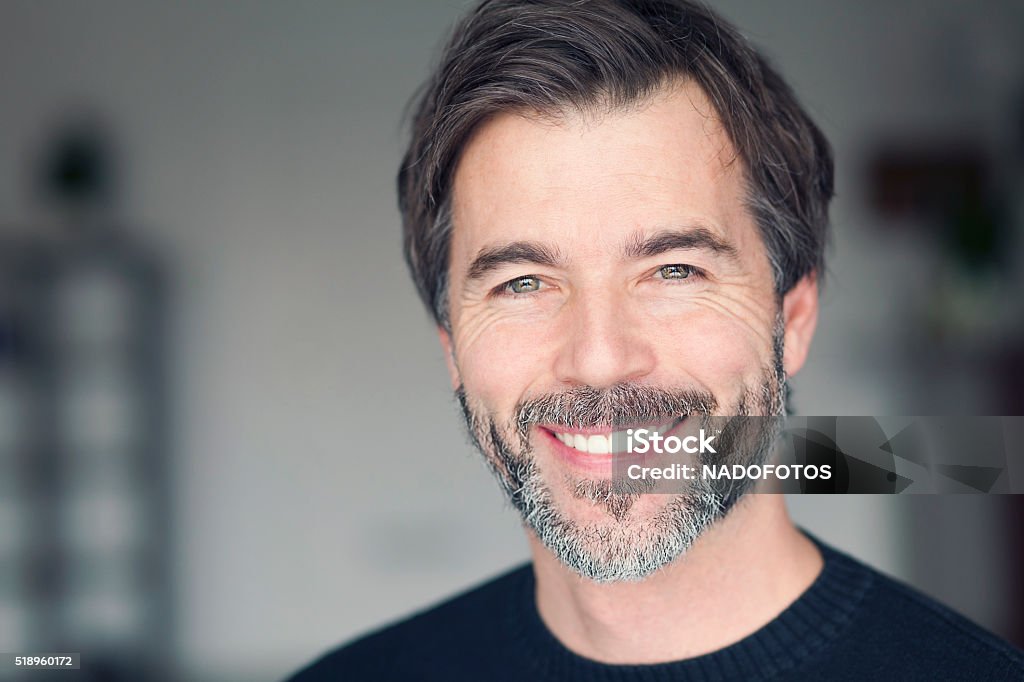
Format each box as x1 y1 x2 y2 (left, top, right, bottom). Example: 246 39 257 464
513 383 718 440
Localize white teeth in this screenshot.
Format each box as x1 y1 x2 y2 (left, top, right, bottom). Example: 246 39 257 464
587 434 610 454
550 418 684 455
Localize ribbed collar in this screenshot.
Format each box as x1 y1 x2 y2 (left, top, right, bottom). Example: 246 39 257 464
507 534 873 681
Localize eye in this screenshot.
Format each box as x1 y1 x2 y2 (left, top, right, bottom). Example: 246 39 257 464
656 264 701 281
499 275 543 295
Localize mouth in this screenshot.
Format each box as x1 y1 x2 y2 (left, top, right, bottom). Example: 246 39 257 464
540 417 687 456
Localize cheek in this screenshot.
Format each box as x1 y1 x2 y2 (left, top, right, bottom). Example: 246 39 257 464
649 306 770 397
455 316 560 414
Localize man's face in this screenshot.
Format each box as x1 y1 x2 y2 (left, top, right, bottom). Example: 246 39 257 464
442 81 816 581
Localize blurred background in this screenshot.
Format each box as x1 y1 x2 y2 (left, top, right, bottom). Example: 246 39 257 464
1 1 1023 680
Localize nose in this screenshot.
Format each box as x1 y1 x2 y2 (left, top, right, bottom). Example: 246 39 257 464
552 289 657 389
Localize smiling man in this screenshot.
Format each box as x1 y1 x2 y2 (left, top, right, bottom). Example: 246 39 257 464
288 1 1024 680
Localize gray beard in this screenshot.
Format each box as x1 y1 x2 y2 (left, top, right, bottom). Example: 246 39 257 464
456 317 788 583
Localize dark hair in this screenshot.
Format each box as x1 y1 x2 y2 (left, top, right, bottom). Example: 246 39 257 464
398 0 834 329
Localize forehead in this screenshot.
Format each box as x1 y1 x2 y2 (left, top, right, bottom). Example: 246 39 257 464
449 80 761 261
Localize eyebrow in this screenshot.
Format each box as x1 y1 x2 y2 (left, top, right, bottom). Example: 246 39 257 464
466 241 565 281
465 225 739 282
622 226 740 261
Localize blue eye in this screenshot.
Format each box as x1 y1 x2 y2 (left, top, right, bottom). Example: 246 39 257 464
503 276 542 294
657 264 699 280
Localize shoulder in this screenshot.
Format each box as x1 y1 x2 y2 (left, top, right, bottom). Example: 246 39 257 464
812 540 1024 679
284 563 532 682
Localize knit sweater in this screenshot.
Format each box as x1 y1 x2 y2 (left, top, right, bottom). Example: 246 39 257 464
286 536 1024 681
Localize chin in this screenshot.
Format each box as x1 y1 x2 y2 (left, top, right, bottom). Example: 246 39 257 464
526 465 722 583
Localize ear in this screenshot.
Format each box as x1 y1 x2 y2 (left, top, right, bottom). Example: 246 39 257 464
437 326 461 391
781 274 819 377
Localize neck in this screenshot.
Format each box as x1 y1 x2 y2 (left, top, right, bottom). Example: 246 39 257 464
528 495 822 664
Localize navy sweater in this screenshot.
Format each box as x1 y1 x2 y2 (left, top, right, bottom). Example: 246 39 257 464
286 538 1024 681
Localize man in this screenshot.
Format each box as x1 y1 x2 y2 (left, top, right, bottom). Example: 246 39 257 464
289 0 1024 679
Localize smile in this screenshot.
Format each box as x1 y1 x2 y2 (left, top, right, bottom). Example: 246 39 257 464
544 418 685 455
